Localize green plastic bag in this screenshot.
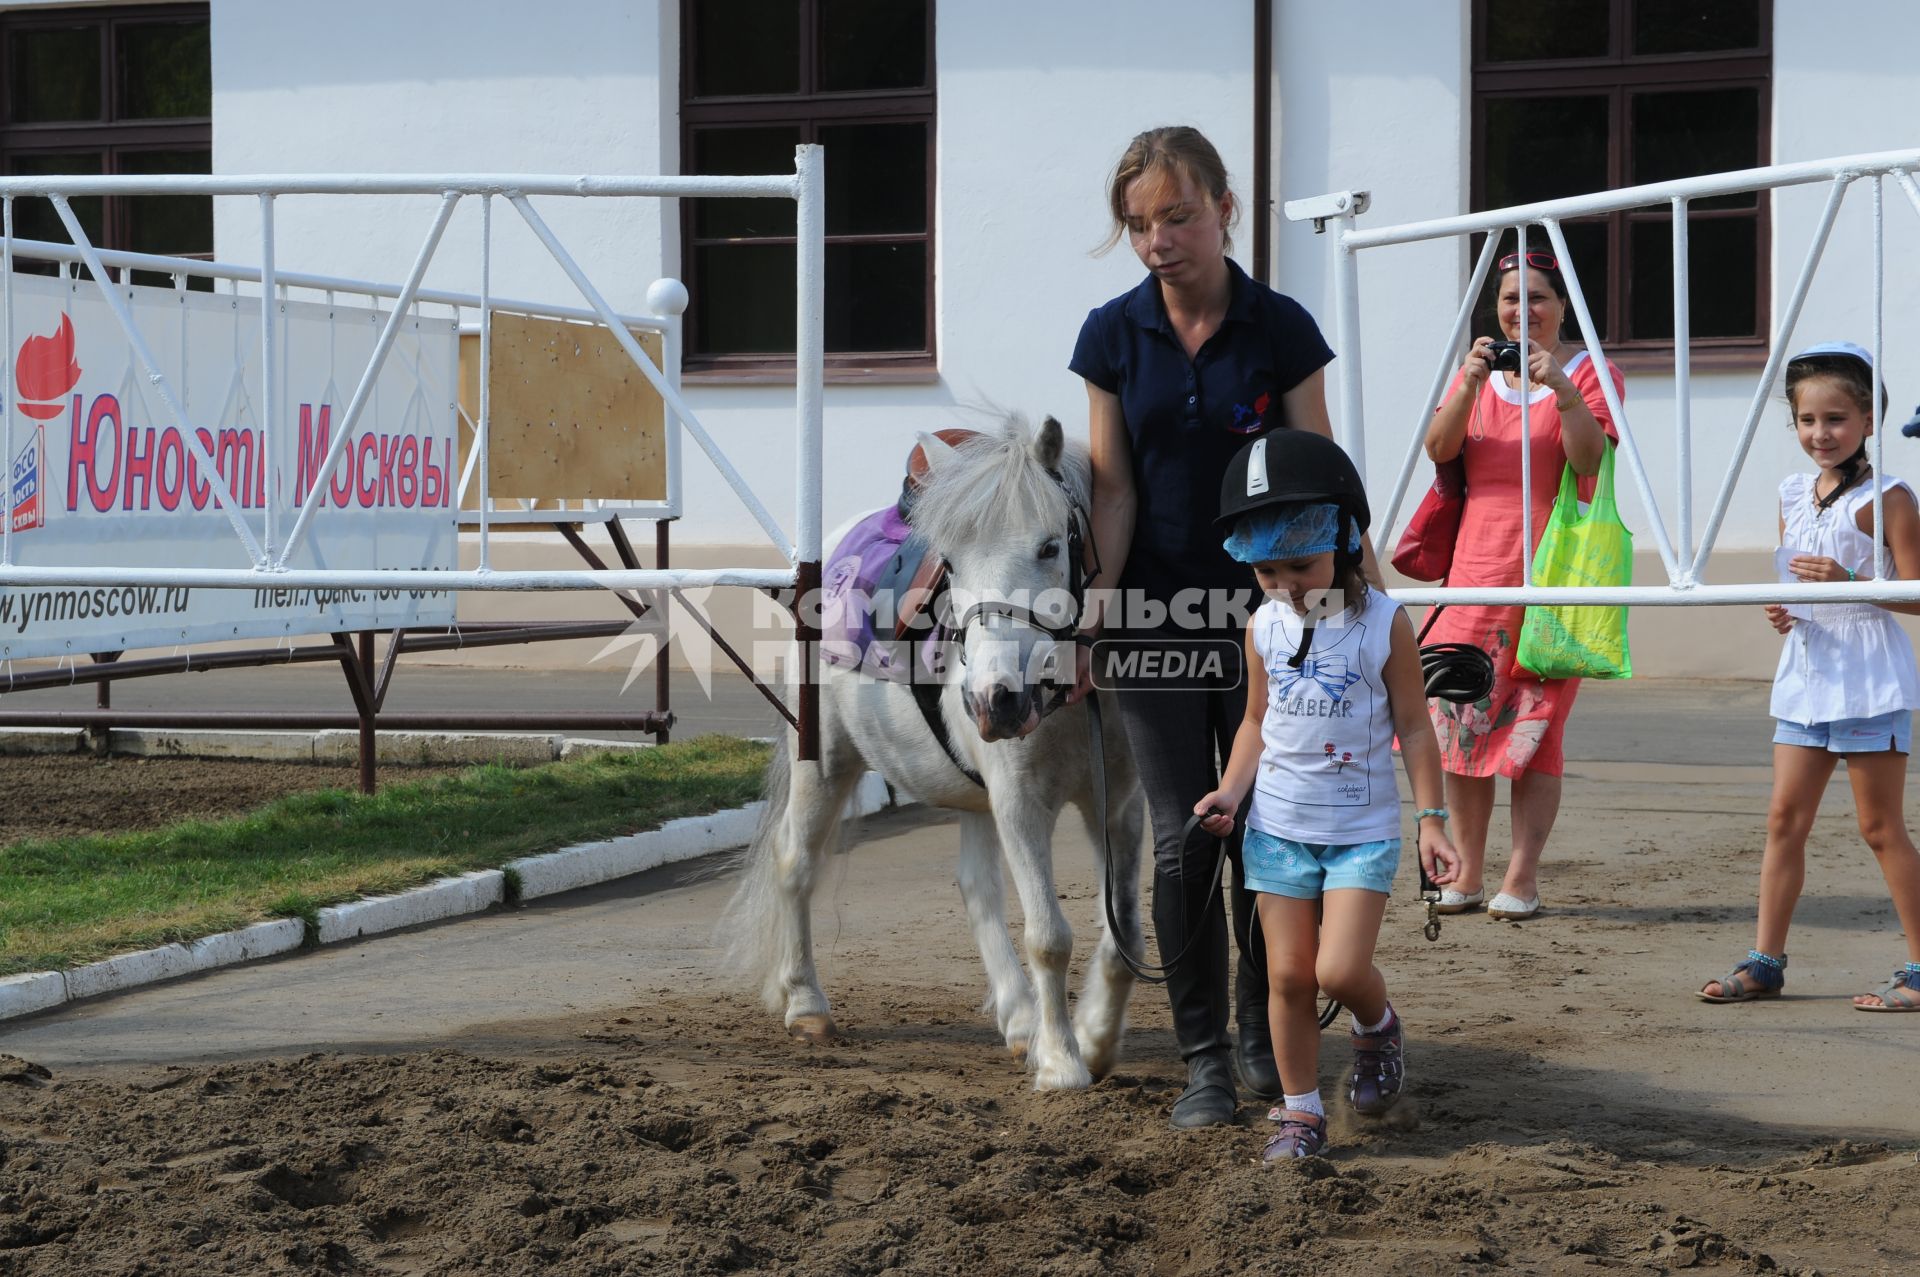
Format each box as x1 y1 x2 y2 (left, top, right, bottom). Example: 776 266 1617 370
1516 443 1633 680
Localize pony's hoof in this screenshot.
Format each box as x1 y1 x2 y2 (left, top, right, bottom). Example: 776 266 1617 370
1033 1058 1094 1091
1007 1039 1031 1062
1076 1041 1119 1080
786 1013 838 1044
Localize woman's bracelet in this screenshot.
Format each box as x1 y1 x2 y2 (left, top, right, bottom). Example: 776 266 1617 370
1554 394 1582 412
1415 807 1449 823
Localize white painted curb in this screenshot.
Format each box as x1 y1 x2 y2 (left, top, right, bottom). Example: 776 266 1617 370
0 971 67 1019
509 804 765 900
0 772 900 1022
188 919 308 969
5 918 307 1018
316 870 506 945
507 772 891 900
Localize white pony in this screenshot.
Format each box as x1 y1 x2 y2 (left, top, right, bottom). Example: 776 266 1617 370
723 416 1148 1089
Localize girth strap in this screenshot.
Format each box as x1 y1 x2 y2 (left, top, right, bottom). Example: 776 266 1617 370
911 677 985 788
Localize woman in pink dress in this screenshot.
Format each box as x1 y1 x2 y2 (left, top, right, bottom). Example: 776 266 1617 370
1419 250 1622 921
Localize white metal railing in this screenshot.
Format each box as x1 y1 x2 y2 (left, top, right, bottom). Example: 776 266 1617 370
0 156 827 592
1287 144 1920 607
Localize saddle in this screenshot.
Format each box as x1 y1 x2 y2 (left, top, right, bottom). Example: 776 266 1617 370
881 428 978 640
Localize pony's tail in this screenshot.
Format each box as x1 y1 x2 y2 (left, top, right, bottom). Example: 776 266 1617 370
717 733 794 1011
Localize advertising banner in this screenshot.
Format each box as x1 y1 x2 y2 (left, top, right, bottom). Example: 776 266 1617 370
0 274 459 660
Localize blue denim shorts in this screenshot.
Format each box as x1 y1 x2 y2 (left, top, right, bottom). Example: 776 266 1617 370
1774 710 1912 755
1242 828 1401 900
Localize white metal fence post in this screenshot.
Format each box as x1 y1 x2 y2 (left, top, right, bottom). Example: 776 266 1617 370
1872 175 1887 582
1330 213 1366 470
1516 225 1533 588
259 193 278 563
794 143 826 763
646 277 690 521
478 194 493 573
1671 196 1691 566
2 196 12 569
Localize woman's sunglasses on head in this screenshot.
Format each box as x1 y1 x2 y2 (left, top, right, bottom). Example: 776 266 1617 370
1498 251 1559 273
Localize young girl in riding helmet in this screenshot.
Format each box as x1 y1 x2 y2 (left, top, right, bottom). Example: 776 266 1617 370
1194 430 1461 1158
1698 341 1920 1012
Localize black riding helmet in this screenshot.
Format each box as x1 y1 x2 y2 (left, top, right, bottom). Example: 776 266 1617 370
1217 429 1371 550
1218 431 1371 669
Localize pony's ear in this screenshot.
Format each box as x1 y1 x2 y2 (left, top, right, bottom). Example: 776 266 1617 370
911 429 961 482
1034 415 1065 471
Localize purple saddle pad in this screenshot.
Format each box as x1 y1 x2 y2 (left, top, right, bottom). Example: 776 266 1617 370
819 506 947 683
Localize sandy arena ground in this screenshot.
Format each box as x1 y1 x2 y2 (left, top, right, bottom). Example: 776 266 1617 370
3 681 1919 1275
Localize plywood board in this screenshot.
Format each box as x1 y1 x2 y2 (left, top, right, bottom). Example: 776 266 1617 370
456 313 667 503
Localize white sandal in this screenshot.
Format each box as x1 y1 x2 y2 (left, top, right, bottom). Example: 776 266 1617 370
1434 888 1484 914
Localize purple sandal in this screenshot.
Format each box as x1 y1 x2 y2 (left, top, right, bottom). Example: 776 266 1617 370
1261 1109 1327 1160
1349 1005 1404 1116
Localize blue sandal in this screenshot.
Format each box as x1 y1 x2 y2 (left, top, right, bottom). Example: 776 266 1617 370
1856 966 1920 1012
1697 951 1786 1003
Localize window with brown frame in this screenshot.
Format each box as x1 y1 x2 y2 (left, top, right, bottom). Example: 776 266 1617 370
0 4 211 289
680 0 934 376
1471 0 1771 365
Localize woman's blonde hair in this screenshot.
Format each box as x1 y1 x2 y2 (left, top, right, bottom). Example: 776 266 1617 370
1098 126 1238 255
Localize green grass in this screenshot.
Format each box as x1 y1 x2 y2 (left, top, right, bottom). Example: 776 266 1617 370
0 735 769 978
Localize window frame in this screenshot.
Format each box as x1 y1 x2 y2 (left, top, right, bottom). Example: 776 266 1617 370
0 3 212 269
1470 0 1772 371
678 0 936 381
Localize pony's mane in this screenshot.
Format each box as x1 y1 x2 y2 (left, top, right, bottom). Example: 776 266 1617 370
910 415 1091 555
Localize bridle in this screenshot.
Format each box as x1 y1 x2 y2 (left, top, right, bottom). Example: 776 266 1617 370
905 463 1100 789
945 467 1100 718
948 469 1095 639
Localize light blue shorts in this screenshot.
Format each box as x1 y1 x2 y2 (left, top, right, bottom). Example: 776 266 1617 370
1774 711 1911 755
1242 828 1401 900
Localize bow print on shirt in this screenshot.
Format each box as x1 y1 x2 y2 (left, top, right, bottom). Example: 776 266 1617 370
1271 655 1361 702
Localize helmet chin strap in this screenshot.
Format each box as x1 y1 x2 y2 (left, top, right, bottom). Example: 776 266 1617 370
1288 513 1360 668
1289 621 1315 668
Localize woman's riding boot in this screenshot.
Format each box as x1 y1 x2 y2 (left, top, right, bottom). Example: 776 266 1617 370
1155 867 1237 1127
1231 876 1282 1099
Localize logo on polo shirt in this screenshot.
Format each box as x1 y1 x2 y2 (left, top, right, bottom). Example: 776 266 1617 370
1228 391 1271 434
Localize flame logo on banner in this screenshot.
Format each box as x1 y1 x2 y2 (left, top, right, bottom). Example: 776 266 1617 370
15 315 81 420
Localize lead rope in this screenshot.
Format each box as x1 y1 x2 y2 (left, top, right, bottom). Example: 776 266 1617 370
1088 691 1342 1028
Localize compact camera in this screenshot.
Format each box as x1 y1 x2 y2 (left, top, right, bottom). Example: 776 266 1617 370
1485 340 1524 373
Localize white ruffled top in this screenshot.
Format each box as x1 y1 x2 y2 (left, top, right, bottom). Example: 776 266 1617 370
1770 470 1920 725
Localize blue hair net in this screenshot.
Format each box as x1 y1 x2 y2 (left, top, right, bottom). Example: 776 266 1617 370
1222 502 1358 564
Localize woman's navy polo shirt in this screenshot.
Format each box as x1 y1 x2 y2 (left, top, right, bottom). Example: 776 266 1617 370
1070 258 1334 623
